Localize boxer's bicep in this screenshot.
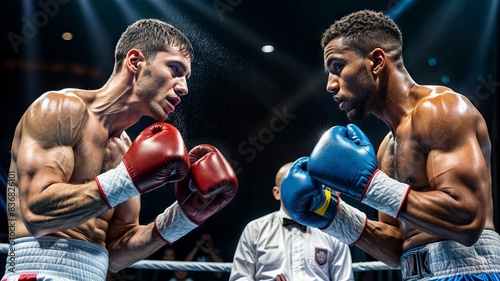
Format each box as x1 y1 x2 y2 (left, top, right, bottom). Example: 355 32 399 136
425 136 487 223
408 93 488 243
417 94 487 214
17 95 83 209
15 92 105 235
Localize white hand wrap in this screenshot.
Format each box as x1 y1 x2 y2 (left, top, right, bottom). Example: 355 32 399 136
322 199 367 245
96 162 140 208
154 202 197 244
361 170 411 218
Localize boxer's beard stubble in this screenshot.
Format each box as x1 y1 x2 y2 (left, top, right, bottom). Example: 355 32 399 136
346 65 376 122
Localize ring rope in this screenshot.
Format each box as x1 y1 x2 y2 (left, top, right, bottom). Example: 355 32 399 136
0 243 398 272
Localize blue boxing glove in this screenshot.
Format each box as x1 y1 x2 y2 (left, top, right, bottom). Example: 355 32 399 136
308 124 411 218
308 124 377 199
280 157 338 229
281 157 368 245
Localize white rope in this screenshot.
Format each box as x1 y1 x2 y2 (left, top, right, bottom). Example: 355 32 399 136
128 260 233 272
0 243 398 272
351 261 398 272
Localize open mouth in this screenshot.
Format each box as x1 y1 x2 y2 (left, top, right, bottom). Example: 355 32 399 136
166 96 181 107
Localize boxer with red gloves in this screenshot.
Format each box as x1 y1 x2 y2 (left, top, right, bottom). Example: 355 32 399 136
155 144 238 244
3 19 241 281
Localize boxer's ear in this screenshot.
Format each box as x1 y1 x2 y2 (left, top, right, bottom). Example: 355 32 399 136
126 49 145 74
370 48 386 74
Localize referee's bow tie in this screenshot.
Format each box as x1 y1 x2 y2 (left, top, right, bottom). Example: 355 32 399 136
283 218 307 232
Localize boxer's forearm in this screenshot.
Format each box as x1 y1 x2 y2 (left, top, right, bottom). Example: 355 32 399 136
399 190 485 247
21 181 110 237
354 219 403 268
107 223 166 272
107 202 198 272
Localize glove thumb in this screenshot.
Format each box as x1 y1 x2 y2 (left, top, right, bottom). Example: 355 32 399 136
346 124 375 156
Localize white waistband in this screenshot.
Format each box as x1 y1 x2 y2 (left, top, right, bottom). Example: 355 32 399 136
3 236 109 281
401 230 500 280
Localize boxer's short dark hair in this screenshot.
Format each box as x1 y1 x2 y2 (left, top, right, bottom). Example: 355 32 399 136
321 10 403 58
114 18 194 73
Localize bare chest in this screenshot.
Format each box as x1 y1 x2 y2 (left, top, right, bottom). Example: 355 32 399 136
72 134 126 184
379 134 428 188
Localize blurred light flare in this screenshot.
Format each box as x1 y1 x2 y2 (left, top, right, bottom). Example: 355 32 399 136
261 45 274 53
61 32 73 41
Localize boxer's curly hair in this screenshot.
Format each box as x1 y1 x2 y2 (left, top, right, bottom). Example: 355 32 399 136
114 18 194 73
321 10 403 59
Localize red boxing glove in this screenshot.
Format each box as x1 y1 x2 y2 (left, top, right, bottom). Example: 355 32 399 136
175 144 238 225
96 122 189 208
123 122 189 192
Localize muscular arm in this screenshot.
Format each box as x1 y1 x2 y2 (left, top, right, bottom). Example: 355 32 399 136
399 93 491 246
105 197 167 272
355 213 403 267
16 92 109 237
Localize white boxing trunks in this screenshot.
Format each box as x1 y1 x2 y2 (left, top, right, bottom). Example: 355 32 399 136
400 230 500 281
2 236 108 281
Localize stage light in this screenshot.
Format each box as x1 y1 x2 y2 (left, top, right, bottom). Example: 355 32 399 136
261 45 274 53
428 58 437 66
61 32 73 41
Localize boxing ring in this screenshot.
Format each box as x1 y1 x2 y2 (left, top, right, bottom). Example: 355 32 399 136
126 259 396 273
0 243 397 273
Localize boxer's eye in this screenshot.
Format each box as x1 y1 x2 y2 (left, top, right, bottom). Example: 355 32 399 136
331 64 342 75
169 65 179 76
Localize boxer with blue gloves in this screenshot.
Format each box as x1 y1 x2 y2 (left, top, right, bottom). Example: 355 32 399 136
281 9 500 281
307 124 411 219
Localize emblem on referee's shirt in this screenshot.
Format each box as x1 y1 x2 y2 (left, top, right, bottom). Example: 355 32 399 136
315 248 328 266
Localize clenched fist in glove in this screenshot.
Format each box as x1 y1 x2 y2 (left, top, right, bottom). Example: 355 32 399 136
154 144 238 243
280 157 367 245
280 157 339 229
96 122 189 208
308 124 411 218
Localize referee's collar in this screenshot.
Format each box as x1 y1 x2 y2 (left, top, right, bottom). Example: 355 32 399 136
279 208 292 220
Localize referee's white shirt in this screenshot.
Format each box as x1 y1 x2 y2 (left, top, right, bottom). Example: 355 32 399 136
230 209 355 281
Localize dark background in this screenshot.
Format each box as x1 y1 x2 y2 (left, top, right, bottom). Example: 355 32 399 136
1 0 498 280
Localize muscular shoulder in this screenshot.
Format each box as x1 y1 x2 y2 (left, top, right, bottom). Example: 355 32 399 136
23 91 89 147
411 87 482 150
